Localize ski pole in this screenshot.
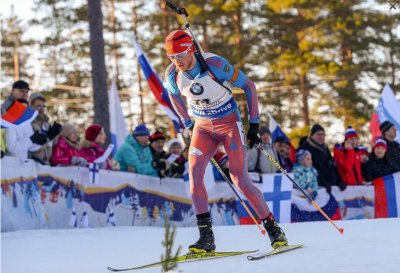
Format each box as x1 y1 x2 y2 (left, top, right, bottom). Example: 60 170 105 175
210 157 266 236
256 144 344 234
166 0 266 236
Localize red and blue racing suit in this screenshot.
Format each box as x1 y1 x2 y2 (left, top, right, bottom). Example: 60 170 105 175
165 53 271 219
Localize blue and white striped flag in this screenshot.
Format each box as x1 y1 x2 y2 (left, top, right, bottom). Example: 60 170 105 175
108 80 128 156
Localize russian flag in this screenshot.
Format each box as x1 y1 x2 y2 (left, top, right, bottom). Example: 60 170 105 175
1 100 38 128
369 84 400 143
374 172 400 218
291 188 341 222
131 34 183 132
268 113 296 162
108 80 128 156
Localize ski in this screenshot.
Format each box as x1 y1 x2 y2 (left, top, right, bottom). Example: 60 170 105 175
107 250 258 271
247 244 304 261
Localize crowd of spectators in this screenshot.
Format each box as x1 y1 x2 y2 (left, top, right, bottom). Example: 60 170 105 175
1 80 400 190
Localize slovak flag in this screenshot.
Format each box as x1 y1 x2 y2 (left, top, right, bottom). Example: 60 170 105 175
369 84 400 143
268 113 296 162
130 34 183 132
374 172 400 218
1 99 38 128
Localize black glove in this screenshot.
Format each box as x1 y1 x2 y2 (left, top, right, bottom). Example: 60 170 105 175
169 162 185 175
339 183 347 191
247 123 261 149
30 131 48 145
152 158 167 170
47 121 62 140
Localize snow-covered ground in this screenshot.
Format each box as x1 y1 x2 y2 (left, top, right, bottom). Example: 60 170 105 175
2 218 399 273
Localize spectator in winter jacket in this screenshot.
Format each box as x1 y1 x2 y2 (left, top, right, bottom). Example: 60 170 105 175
50 123 87 167
363 138 400 181
358 144 369 180
1 80 31 121
274 136 293 172
333 126 365 185
162 138 187 178
5 98 47 159
29 92 62 164
293 149 319 200
80 124 119 170
380 121 400 169
248 126 279 173
300 124 346 192
114 124 157 176
149 130 169 175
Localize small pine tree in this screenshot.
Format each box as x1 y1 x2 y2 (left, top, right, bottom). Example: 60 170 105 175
161 211 181 273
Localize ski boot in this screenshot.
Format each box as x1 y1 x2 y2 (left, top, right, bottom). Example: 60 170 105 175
262 213 288 249
188 216 216 253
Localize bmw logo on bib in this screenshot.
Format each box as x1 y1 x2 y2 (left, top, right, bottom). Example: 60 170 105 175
190 82 204 95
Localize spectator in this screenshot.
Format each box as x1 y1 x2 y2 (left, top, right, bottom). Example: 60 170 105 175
363 138 400 181
163 138 187 178
358 144 369 180
300 124 346 192
149 130 169 175
5 98 47 159
274 136 293 172
380 121 400 168
50 123 87 167
333 126 365 185
248 126 279 173
29 92 62 164
293 149 318 200
1 80 30 111
298 136 308 148
81 124 119 170
114 124 157 176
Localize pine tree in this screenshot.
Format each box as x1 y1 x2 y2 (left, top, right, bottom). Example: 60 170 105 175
160 211 181 273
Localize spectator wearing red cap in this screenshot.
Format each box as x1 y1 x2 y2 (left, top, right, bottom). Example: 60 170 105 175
363 138 400 181
149 130 169 174
81 124 119 170
333 126 365 185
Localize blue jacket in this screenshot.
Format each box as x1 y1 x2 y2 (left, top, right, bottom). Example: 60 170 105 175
293 163 318 192
114 135 157 176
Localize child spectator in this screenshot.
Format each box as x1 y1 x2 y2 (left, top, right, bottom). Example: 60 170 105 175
363 138 400 181
358 144 369 180
51 123 87 167
293 149 319 200
81 124 119 170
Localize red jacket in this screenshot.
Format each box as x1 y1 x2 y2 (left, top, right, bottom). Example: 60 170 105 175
80 140 111 169
51 137 83 166
333 143 364 185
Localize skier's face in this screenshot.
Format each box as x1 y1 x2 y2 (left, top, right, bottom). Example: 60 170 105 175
169 51 196 72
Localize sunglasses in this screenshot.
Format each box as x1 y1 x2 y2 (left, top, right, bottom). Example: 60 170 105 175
167 47 191 60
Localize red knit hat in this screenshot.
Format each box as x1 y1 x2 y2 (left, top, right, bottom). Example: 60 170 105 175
85 124 103 142
344 126 358 140
165 30 194 55
373 138 387 150
149 130 166 143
